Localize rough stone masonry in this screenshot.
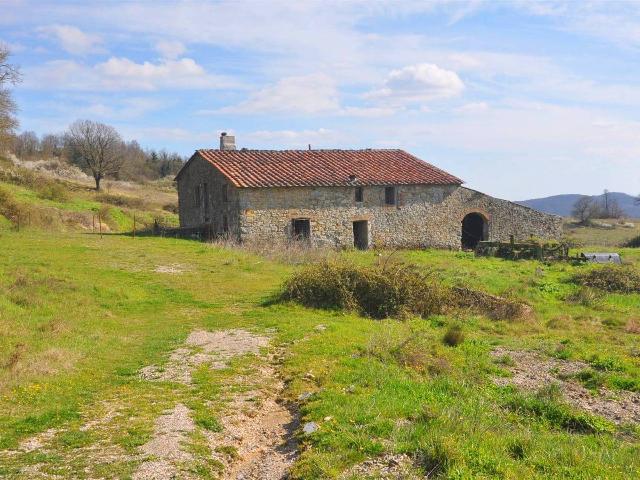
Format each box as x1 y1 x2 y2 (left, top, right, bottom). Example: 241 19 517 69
176 133 562 249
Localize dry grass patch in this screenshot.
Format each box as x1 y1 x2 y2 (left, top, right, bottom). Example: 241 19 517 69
281 260 448 319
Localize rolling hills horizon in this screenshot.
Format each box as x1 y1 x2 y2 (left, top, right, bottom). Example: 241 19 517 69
517 191 640 218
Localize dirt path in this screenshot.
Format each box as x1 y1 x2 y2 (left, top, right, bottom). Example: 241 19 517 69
4 329 298 479
211 361 299 480
136 329 299 480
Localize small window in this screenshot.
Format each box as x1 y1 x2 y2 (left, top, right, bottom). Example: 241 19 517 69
195 185 201 207
384 186 396 206
222 184 228 203
291 218 311 240
355 186 363 203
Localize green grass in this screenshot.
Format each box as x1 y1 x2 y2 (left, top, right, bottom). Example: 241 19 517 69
0 230 639 478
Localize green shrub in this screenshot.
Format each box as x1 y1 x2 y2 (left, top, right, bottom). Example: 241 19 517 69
281 260 449 319
588 354 625 372
442 325 465 347
623 235 640 248
572 265 640 293
574 369 605 390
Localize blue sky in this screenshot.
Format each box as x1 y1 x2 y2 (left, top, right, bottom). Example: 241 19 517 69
2 0 640 200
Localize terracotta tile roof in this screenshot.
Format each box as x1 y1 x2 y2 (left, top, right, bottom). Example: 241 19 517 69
183 149 463 188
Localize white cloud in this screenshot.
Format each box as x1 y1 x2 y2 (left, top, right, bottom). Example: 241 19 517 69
245 128 342 148
155 40 186 59
38 24 103 55
366 63 464 106
218 73 339 114
26 57 235 91
455 101 489 114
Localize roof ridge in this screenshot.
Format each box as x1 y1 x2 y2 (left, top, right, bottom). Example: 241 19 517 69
196 148 403 152
176 148 464 187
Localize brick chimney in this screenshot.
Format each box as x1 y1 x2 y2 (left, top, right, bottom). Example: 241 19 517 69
220 132 236 151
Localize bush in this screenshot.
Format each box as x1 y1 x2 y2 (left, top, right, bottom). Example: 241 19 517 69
623 235 640 248
442 325 465 347
572 265 640 293
452 286 532 320
281 260 449 319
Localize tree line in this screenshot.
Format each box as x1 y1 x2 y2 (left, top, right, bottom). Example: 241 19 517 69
1 45 184 190
571 190 630 224
10 124 185 189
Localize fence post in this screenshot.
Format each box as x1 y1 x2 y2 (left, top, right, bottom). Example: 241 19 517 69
133 214 136 239
92 214 95 233
98 212 103 239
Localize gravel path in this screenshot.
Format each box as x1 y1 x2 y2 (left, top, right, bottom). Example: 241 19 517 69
492 347 640 425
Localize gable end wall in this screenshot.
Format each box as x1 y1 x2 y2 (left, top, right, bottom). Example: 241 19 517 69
176 155 241 237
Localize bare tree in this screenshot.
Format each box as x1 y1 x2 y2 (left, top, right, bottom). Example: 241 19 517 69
13 130 39 158
65 120 124 190
0 44 21 149
606 198 625 219
40 133 64 158
572 196 599 224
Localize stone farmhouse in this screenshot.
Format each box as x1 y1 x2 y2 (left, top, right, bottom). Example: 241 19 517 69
175 133 562 249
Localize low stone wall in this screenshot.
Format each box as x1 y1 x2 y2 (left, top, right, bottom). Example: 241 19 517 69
237 184 562 249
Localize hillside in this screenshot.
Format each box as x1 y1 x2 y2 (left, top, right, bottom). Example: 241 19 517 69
518 192 640 218
0 154 179 234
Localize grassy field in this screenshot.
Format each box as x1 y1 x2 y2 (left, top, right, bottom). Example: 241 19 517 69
0 228 638 479
564 218 640 247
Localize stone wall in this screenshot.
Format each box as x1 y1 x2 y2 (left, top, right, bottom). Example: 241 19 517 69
176 156 563 249
176 155 241 238
236 184 562 249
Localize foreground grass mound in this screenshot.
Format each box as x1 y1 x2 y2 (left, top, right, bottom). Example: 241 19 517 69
573 265 640 293
281 260 449 319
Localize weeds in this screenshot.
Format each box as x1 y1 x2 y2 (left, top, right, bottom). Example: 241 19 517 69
281 260 448 319
451 286 532 320
442 325 465 347
572 265 640 293
565 287 603 307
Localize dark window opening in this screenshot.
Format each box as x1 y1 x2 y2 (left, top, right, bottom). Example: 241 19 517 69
223 215 229 233
353 220 368 250
291 218 311 240
195 185 201 207
355 186 363 203
384 186 396 205
461 212 487 250
222 184 228 203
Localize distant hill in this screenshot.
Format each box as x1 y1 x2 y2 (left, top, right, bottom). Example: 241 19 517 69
517 192 640 218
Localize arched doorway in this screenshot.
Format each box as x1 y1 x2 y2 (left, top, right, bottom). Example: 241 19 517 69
461 212 487 249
